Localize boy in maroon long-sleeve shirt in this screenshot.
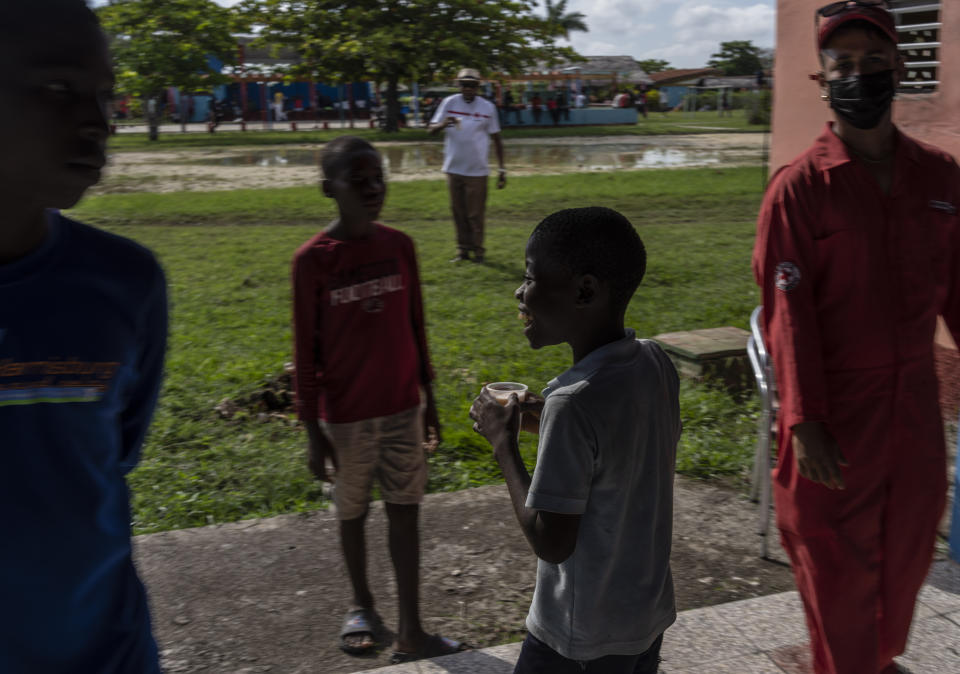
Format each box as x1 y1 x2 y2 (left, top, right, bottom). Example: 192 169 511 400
292 136 467 663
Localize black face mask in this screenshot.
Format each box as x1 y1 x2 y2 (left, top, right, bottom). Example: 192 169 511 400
827 69 896 130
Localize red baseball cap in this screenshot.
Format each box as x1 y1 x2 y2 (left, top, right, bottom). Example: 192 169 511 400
818 4 899 49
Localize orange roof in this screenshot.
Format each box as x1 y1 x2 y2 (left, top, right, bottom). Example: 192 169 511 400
649 68 724 86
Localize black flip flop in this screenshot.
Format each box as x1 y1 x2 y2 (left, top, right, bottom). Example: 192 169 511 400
389 634 471 664
338 608 382 655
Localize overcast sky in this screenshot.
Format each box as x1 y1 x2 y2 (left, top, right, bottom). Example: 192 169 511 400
89 0 776 69
556 0 776 68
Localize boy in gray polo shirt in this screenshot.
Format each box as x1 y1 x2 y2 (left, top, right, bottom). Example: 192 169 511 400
471 207 680 673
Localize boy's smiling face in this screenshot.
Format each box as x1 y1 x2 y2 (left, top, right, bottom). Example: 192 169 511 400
516 240 579 350
322 150 386 223
0 17 113 211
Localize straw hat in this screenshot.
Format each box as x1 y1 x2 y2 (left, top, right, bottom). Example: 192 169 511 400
456 68 482 83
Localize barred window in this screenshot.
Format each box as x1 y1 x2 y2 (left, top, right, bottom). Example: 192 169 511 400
889 1 942 92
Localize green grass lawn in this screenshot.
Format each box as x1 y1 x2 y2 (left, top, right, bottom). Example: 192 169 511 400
108 110 765 152
69 167 763 534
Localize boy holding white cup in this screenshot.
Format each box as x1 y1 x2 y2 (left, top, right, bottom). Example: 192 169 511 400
470 207 681 673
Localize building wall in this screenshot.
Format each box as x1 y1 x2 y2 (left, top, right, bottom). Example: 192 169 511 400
772 0 958 348
771 0 959 171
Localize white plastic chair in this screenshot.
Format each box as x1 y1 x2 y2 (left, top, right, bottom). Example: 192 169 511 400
747 306 778 559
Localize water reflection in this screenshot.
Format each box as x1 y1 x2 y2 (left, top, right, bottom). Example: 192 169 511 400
185 142 754 175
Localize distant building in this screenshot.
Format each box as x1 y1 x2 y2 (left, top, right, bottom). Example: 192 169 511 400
771 0 956 170
549 55 654 89
512 56 653 96
648 68 723 109
648 68 723 87
646 69 773 110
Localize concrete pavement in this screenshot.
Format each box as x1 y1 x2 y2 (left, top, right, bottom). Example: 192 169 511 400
135 480 957 673
357 560 960 673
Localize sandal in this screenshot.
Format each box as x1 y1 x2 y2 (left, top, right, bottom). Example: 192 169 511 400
338 608 383 655
389 633 471 664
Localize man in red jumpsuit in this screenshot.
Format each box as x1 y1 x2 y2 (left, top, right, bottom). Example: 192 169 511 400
752 3 960 672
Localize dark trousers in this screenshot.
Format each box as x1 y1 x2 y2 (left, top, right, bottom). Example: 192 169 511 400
514 632 663 674
446 173 488 256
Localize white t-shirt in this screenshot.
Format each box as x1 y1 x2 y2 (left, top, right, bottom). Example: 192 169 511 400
430 94 500 176
525 331 681 660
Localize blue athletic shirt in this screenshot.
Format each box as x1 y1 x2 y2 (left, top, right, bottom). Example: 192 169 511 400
0 211 167 673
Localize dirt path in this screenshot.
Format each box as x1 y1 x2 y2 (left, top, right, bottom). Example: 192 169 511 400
94 134 767 195
137 477 799 674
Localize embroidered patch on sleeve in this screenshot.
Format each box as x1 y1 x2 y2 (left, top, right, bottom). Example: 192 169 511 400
929 200 958 215
774 261 801 292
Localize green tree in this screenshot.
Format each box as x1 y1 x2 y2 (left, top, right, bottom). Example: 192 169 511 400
543 0 588 39
97 0 241 139
240 0 576 132
636 59 671 74
707 40 763 76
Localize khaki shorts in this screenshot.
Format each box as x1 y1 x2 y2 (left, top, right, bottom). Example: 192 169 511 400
321 405 427 520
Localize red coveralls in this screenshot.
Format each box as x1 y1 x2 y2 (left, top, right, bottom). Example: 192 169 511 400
753 124 960 674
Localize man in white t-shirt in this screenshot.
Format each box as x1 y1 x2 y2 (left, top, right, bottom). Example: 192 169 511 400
429 68 506 263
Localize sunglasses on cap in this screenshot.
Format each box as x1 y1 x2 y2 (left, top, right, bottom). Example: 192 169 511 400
815 0 893 46
817 0 888 19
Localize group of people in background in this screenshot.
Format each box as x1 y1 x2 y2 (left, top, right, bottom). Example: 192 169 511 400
3 2 959 674
499 87 650 125
500 89 572 126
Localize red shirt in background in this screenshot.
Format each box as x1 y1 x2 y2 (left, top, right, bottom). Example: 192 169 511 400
292 224 433 423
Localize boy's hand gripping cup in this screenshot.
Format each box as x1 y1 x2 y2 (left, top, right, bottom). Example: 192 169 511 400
484 382 528 405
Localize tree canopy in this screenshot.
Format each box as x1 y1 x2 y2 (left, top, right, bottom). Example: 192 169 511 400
97 0 240 99
636 59 671 75
707 40 764 76
239 0 577 131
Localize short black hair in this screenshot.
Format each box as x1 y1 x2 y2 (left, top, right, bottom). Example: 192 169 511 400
529 207 646 311
0 0 98 38
320 136 379 180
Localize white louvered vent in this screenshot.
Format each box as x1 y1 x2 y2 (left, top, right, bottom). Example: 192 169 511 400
890 1 942 92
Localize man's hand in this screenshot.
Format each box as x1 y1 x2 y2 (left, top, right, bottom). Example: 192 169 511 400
306 421 338 483
496 169 507 189
423 386 442 453
791 421 848 489
519 393 544 434
469 387 520 453
428 117 457 135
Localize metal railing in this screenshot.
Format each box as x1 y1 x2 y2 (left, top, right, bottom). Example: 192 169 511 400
747 306 777 560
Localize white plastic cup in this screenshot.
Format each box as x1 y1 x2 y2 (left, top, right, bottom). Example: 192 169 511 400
484 382 528 405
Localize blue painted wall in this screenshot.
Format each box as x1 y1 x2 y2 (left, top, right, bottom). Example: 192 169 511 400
660 86 690 109
176 80 372 121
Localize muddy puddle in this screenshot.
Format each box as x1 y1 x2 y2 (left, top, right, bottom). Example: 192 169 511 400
96 133 767 194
